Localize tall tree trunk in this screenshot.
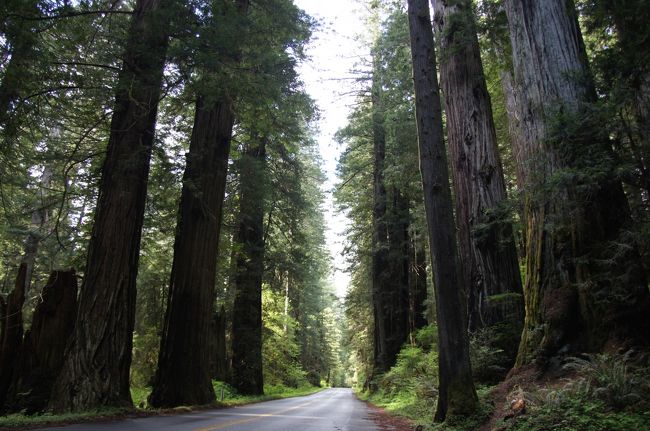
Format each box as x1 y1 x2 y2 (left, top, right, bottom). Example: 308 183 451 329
406 0 478 421
431 0 523 353
231 137 267 396
49 0 171 412
370 59 391 378
5 270 77 414
150 0 249 406
505 0 650 368
149 96 234 407
0 264 26 410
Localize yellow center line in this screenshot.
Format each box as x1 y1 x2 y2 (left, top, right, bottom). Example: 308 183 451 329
193 401 316 431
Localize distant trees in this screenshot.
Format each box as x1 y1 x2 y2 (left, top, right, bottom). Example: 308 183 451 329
0 0 333 416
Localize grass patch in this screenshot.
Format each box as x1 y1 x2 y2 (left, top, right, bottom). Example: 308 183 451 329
212 381 325 406
0 382 325 429
0 407 131 429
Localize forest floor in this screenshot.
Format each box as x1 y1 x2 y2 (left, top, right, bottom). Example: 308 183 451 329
363 356 650 431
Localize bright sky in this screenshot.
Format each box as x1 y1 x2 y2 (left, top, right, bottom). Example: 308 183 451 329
293 0 370 298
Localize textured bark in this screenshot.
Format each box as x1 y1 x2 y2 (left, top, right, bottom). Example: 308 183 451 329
505 0 650 367
5 270 77 414
431 0 523 348
231 138 267 396
149 97 234 407
150 0 249 406
406 0 478 420
371 61 391 377
0 264 26 410
49 0 171 412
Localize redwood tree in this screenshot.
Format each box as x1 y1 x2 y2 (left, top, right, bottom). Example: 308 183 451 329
431 0 523 356
149 0 250 407
406 0 477 420
505 0 650 367
49 0 172 412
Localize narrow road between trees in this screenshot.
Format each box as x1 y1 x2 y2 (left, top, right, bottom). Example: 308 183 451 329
36 388 381 431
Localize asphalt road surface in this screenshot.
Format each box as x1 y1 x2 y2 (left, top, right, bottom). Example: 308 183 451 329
36 388 382 431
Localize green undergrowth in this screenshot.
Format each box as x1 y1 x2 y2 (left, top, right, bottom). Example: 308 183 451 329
360 328 650 431
358 325 502 429
0 407 131 429
210 381 324 407
0 382 324 429
496 351 650 431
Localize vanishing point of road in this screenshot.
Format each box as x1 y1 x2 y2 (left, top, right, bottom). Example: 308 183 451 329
36 388 383 431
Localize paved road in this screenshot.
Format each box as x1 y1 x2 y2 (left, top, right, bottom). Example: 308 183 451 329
36 388 381 431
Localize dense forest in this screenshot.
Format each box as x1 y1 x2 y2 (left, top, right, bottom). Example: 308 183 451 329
0 0 649 430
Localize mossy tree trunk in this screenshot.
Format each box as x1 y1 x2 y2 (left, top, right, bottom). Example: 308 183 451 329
406 0 478 421
432 0 523 361
505 0 650 367
49 0 171 412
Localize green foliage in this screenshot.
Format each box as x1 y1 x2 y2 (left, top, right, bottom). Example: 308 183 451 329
364 326 439 422
262 289 308 388
504 397 650 431
211 380 322 406
495 351 650 431
561 351 650 411
0 407 130 429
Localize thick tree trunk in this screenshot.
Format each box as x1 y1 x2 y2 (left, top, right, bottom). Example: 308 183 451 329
0 264 26 410
370 62 391 378
151 0 249 406
49 0 171 412
149 96 234 407
231 138 267 396
505 0 650 367
5 270 77 414
406 0 478 421
431 0 523 354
